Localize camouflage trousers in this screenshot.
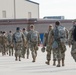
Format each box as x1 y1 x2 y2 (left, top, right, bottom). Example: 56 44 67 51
1 44 8 56
8 42 14 56
71 41 76 62
30 42 38 60
46 44 52 61
22 45 29 58
53 41 66 61
15 42 23 58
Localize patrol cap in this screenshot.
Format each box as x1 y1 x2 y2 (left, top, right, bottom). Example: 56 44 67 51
16 27 20 30
55 21 60 25
23 28 25 30
30 24 34 28
49 24 53 27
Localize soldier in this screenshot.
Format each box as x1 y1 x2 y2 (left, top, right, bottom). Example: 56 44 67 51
1 31 8 56
52 21 67 67
0 31 3 52
13 27 25 61
44 24 53 65
27 25 40 62
69 19 76 62
41 24 52 52
7 31 14 56
22 28 29 59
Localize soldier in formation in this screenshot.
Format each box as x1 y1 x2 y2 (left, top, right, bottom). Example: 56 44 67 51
7 31 14 56
52 21 68 67
22 28 29 59
27 25 40 62
0 31 8 56
69 19 76 62
13 27 25 61
45 25 54 65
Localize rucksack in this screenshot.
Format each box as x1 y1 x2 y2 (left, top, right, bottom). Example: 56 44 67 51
8 33 12 42
14 32 23 42
73 25 76 41
31 31 38 42
54 25 66 42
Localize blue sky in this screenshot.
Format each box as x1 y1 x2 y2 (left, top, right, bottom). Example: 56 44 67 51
32 0 76 19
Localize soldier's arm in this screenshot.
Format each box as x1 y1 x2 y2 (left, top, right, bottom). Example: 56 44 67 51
38 32 41 46
48 30 54 45
68 29 73 47
43 33 46 47
12 33 16 43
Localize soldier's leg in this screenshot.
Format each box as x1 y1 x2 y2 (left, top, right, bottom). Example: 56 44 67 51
30 43 35 62
71 51 76 62
23 47 26 58
62 58 64 66
53 59 56 66
53 49 56 66
27 47 29 59
19 56 21 61
9 48 11 56
45 51 51 65
32 50 36 62
22 47 26 58
57 59 60 67
61 53 65 66
31 46 37 62
11 47 14 56
3 46 6 55
18 50 22 61
15 50 18 61
56 49 62 67
2 48 4 56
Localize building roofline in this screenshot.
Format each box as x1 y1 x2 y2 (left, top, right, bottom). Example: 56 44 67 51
26 0 39 5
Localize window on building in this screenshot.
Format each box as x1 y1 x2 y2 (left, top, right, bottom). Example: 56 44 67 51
28 12 31 18
2 10 6 18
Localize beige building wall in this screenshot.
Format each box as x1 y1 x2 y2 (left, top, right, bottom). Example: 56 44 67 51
0 0 39 19
0 0 14 19
16 0 39 19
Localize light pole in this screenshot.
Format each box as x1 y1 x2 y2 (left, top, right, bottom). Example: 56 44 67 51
14 0 16 19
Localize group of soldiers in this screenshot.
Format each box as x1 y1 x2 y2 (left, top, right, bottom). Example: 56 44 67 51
42 20 76 67
0 25 40 62
0 20 76 67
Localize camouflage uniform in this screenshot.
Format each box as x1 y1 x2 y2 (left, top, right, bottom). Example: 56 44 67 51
43 32 48 47
28 25 40 62
45 25 54 65
7 31 14 56
13 27 24 61
0 31 2 52
22 28 29 59
0 31 8 56
52 21 67 67
69 22 76 62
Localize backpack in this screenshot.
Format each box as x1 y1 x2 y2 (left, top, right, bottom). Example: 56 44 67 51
8 33 12 42
31 31 38 42
54 25 66 42
14 32 23 42
73 26 76 41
